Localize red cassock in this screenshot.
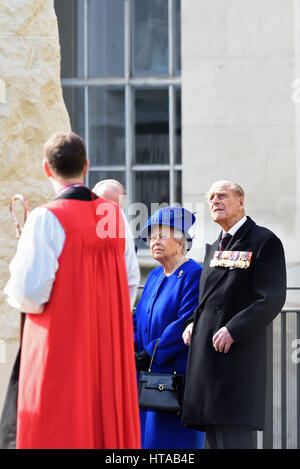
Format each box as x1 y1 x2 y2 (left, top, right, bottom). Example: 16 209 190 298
16 197 141 449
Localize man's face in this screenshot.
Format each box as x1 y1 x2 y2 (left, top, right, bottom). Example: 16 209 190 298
207 181 244 231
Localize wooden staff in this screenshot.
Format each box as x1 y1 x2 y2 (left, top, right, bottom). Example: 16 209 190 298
10 194 29 344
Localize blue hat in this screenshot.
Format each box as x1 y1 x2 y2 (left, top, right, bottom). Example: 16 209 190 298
140 207 195 251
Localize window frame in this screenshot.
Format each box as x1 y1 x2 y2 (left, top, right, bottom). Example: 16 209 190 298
60 0 182 220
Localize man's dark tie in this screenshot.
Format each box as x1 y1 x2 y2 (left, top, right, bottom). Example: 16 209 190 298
219 233 232 251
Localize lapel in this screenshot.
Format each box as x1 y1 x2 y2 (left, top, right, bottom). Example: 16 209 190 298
198 216 255 308
199 238 220 300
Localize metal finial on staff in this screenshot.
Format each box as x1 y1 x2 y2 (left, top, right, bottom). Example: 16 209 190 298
10 194 29 239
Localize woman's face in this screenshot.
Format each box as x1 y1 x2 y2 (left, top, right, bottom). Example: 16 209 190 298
149 225 182 264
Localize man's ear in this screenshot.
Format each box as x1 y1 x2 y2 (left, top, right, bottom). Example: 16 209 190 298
43 158 53 178
83 159 89 177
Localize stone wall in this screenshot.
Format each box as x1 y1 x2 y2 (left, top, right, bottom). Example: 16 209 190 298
0 0 71 343
181 0 300 302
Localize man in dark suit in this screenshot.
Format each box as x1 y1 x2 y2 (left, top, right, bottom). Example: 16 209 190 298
182 180 286 449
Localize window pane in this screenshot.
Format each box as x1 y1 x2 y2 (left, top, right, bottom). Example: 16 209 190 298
176 87 181 164
62 87 85 139
132 0 168 77
88 170 125 191
134 171 169 207
88 88 125 166
134 89 169 164
88 0 124 77
54 0 84 78
175 0 181 75
133 170 169 249
174 170 182 204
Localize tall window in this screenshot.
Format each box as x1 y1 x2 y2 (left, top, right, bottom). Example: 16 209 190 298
55 0 181 247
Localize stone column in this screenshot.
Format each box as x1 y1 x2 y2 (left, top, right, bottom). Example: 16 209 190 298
0 0 70 412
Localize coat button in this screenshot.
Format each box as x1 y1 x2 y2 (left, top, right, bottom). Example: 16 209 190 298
216 305 222 314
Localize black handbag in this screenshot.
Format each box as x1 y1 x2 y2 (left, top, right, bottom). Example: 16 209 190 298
138 339 185 414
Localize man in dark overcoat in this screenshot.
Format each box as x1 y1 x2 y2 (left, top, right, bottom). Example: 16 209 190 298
182 180 286 449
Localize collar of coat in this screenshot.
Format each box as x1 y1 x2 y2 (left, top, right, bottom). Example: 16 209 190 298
54 185 98 201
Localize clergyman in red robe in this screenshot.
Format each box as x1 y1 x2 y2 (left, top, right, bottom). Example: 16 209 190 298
4 132 141 449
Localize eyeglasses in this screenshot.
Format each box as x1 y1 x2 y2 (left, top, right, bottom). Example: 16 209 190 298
148 233 184 243
149 234 170 242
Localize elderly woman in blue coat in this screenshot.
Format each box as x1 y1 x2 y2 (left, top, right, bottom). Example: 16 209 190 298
133 207 205 449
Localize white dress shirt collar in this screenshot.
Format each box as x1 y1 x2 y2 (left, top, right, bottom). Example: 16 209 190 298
222 215 247 238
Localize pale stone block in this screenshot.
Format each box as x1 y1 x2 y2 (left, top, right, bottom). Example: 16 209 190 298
181 0 228 59
182 56 293 129
225 0 293 58
182 0 297 274
214 58 294 126
0 0 71 342
182 0 293 59
182 124 295 238
182 59 216 127
0 0 58 38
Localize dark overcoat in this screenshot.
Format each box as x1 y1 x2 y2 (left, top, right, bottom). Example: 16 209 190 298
182 217 286 431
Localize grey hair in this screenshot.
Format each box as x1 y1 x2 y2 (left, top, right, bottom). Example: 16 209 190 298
230 182 244 198
173 229 188 256
205 180 245 201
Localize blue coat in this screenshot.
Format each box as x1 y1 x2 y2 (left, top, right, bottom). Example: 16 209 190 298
134 259 205 449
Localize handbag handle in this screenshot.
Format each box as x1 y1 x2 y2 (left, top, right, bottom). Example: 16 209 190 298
148 338 177 375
